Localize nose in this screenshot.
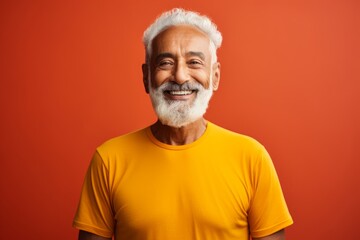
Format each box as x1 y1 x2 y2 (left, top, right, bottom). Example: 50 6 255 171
173 61 190 84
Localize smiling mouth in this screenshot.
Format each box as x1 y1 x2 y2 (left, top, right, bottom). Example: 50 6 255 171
164 90 196 96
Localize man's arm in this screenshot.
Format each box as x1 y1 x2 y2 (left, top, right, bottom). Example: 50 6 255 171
253 229 285 240
78 230 112 240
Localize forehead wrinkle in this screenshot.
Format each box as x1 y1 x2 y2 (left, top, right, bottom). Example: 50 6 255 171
154 52 174 63
154 50 206 64
186 51 205 60
151 26 212 63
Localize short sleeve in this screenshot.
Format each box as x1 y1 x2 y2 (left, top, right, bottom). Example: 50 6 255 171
73 151 114 238
248 147 293 238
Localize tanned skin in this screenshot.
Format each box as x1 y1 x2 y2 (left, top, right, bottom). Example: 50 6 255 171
78 230 111 240
253 229 286 240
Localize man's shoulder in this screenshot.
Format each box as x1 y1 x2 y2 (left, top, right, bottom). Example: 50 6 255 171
97 126 150 153
208 122 265 151
208 122 261 143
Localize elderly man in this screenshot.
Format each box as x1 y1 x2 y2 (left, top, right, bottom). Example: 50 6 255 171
73 8 293 240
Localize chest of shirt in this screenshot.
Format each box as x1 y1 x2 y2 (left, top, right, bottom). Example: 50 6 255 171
107 149 252 234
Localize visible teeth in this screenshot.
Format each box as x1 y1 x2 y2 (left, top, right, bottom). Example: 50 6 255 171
169 90 192 95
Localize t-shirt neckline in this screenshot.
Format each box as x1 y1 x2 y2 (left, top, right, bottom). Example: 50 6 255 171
145 122 212 150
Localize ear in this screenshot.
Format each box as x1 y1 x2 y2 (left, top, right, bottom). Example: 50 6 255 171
142 64 149 94
212 62 220 91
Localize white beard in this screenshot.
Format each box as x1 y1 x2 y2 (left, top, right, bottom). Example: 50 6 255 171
149 80 213 128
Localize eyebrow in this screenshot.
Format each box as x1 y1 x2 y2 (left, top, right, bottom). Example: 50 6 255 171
155 52 174 63
186 51 205 60
154 51 206 63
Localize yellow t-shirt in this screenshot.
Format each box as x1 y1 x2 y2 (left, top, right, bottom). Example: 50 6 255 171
73 122 293 239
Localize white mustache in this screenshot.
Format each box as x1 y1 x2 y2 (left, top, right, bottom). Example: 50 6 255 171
158 82 202 92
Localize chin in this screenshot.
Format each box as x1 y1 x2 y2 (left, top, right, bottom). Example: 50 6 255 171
159 117 199 128
149 81 213 128
156 103 208 128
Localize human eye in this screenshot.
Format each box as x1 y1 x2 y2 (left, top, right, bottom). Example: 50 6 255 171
158 60 174 69
188 59 203 68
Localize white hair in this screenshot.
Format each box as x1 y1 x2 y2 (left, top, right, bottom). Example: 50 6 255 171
143 8 223 64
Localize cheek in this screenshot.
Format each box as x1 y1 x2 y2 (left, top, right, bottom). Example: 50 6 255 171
152 71 170 88
192 71 211 88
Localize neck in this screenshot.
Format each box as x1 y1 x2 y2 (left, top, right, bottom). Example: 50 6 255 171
150 118 208 145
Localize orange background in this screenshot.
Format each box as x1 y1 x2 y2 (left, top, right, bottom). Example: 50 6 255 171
0 0 359 239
